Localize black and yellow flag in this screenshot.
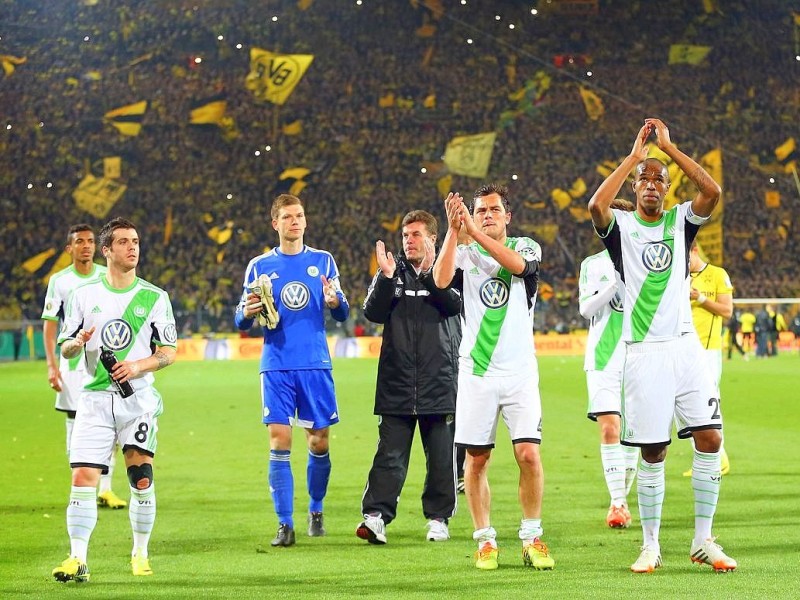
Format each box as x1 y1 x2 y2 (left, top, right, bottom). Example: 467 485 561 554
578 87 604 121
189 93 227 125
282 119 303 136
278 167 311 196
775 137 797 173
72 174 127 217
104 100 148 136
22 249 71 284
443 132 496 178
245 48 314 105
668 44 711 65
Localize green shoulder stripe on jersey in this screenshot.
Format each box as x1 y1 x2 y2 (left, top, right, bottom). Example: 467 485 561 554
631 208 677 341
470 238 516 376
86 285 161 391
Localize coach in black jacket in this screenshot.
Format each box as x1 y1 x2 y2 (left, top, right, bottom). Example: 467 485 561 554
356 210 462 545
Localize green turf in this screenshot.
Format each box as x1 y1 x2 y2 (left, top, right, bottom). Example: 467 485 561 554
1 354 798 599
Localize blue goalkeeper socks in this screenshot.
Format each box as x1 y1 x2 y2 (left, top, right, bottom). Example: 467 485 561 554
269 450 293 528
307 450 331 514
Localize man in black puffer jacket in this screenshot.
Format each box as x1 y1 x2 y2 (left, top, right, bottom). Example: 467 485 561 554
356 210 462 545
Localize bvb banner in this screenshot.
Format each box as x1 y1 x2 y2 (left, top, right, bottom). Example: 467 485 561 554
443 132 497 178
72 174 127 218
245 48 314 105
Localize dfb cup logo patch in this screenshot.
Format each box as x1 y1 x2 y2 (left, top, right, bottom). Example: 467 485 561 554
479 278 510 309
281 282 310 311
641 242 672 273
101 319 133 351
610 289 624 312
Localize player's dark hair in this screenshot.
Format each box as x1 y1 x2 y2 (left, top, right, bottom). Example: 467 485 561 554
67 224 93 245
401 210 438 237
471 183 511 214
271 194 303 220
99 217 137 249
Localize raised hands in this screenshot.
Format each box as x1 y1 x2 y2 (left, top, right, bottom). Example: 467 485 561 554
645 118 672 151
630 121 653 162
420 237 435 272
375 240 396 278
444 192 465 231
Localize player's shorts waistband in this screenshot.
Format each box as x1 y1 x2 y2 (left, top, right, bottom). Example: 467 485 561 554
625 334 692 355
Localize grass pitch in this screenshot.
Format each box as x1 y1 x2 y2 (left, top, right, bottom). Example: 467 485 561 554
1 353 799 599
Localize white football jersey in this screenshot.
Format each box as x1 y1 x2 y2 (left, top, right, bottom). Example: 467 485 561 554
58 277 177 392
598 202 708 342
579 250 625 372
455 237 540 376
41 263 107 374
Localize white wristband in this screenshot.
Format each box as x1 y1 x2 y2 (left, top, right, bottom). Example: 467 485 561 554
696 293 707 304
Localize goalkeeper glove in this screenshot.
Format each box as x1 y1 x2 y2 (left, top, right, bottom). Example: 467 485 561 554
248 274 280 330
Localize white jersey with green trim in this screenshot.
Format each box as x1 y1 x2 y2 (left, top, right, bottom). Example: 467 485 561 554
41 263 107 374
599 202 708 343
455 237 541 377
58 276 177 393
579 250 625 372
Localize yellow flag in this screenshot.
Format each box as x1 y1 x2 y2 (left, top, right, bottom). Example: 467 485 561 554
381 214 402 233
0 54 26 77
437 174 452 199
280 167 311 181
668 44 711 65
379 92 395 108
775 137 796 162
44 252 72 283
282 119 303 136
551 188 572 210
423 94 436 109
569 206 591 222
765 190 781 208
289 180 307 196
578 87 604 121
164 206 174 246
443 132 497 178
694 149 724 265
297 0 314 9
568 177 587 198
245 48 314 105
104 100 148 136
531 224 559 244
22 248 56 273
72 174 127 218
103 156 121 179
189 93 227 125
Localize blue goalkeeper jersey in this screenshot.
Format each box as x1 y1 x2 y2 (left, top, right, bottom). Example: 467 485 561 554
235 245 349 372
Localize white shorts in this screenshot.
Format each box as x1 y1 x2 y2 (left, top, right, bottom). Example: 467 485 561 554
621 335 721 446
585 369 623 421
702 348 722 394
69 387 163 472
455 367 542 448
55 363 85 413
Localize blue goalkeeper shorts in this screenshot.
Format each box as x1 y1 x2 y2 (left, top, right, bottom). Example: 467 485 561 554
260 369 339 430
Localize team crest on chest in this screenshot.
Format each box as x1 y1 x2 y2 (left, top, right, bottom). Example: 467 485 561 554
134 305 147 317
479 278 510 309
307 266 319 277
281 281 310 310
101 319 133 350
641 242 672 273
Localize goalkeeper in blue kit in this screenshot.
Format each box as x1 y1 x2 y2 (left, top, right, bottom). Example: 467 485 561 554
235 194 349 547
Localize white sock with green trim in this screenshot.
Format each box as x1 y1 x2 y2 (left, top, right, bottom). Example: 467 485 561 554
67 486 97 562
624 445 639 497
129 484 156 557
637 460 665 550
691 450 721 545
601 443 627 506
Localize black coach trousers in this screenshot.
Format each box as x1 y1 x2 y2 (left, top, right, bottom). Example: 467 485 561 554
361 413 457 525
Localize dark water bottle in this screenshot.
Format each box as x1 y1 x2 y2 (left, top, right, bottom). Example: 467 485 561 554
99 346 135 398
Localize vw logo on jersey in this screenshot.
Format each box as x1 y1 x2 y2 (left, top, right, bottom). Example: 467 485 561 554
479 278 510 309
641 242 672 273
163 324 178 344
281 281 310 310
101 319 133 351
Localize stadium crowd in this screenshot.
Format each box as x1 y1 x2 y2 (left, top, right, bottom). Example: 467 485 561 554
1 0 797 333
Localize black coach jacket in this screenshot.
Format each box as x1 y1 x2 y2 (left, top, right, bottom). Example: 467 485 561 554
363 255 461 416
